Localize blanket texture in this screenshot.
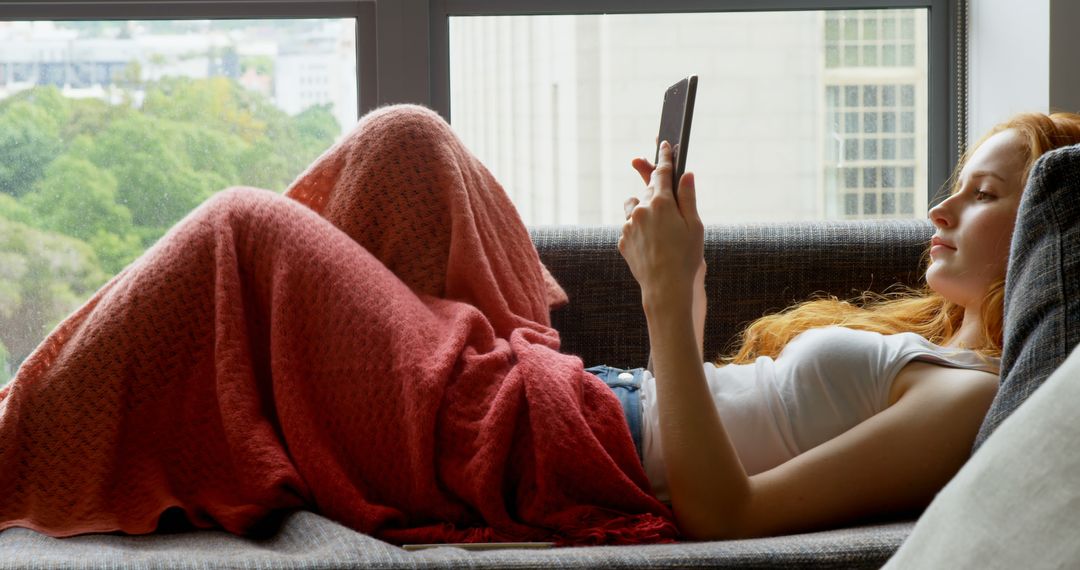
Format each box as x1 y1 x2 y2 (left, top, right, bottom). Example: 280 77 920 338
0 105 677 545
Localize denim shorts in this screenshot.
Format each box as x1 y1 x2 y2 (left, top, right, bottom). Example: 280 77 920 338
584 364 645 462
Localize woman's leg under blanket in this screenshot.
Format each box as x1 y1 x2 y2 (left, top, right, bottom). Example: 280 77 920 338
0 187 494 537
284 104 567 339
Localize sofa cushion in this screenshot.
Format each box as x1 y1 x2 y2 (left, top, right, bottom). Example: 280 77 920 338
973 143 1080 450
883 340 1080 568
0 510 913 569
531 221 933 368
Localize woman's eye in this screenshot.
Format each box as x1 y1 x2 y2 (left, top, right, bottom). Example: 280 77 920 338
974 189 994 200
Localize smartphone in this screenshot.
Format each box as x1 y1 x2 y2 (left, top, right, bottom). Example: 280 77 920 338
654 75 698 205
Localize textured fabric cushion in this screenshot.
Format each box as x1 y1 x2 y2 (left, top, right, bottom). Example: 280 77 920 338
531 220 933 368
973 143 1080 450
883 341 1080 568
0 510 912 569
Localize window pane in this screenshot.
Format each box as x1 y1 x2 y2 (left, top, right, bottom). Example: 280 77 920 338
863 18 878 40
863 167 878 188
863 138 878 159
844 45 859 67
863 85 878 106
0 19 358 382
863 112 878 133
882 192 896 214
862 45 878 66
863 193 877 214
448 9 928 225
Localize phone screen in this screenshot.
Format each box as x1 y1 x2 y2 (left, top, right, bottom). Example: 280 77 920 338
654 75 698 204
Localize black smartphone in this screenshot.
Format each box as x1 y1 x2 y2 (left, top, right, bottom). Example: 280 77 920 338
654 75 698 205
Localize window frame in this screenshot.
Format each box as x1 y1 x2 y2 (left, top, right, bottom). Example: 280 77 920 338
0 0 378 118
424 0 964 210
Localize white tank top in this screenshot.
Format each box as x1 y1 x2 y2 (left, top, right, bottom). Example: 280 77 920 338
640 326 1000 502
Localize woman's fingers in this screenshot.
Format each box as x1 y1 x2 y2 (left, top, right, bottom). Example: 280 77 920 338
651 141 675 200
677 171 702 226
631 157 654 185
623 196 640 219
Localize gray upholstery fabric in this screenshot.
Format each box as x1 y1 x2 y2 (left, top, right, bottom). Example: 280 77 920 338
973 143 1080 450
0 510 913 569
532 220 933 368
0 221 935 567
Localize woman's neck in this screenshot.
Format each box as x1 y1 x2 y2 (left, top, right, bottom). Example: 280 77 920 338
944 304 985 350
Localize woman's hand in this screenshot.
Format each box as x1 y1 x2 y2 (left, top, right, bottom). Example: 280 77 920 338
619 141 705 315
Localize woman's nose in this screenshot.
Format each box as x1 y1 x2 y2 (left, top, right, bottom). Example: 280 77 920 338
929 194 956 228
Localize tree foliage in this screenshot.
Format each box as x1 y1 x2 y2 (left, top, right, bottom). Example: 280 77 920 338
0 77 341 376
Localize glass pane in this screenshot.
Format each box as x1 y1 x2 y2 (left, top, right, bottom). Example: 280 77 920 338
826 46 840 67
901 16 915 39
844 138 859 160
883 17 896 40
863 193 877 214
862 85 878 106
448 9 929 225
862 46 878 66
901 44 916 66
825 17 840 41
883 44 897 66
901 192 915 214
844 17 859 41
863 167 878 188
0 19 358 382
863 18 878 40
882 192 896 214
863 112 878 133
844 45 859 67
863 138 878 160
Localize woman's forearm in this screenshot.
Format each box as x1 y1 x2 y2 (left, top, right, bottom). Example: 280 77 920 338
644 294 752 539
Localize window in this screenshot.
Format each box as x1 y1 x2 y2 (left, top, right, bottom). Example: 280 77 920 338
822 10 927 220
447 9 930 225
0 17 359 382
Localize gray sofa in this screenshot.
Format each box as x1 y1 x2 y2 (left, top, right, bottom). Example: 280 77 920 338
0 219 934 569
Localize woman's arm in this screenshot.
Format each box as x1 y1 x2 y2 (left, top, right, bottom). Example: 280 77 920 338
646 294 753 539
735 361 998 538
622 143 750 537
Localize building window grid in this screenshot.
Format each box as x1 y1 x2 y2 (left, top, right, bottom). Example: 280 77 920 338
825 10 917 69
824 9 920 220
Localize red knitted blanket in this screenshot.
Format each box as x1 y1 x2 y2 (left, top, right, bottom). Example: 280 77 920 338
0 105 678 545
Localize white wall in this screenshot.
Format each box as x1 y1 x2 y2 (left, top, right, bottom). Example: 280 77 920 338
969 0 1080 141
968 0 1048 140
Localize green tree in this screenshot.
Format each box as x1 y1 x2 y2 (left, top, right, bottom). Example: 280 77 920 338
0 100 65 197
0 217 107 371
0 193 32 225
0 340 10 384
23 155 130 240
86 114 222 239
21 155 144 273
143 76 267 143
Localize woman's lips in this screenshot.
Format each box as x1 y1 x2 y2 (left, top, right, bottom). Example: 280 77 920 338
930 237 957 257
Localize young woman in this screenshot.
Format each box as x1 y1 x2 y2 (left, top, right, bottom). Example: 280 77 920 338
618 112 1080 539
0 105 1077 545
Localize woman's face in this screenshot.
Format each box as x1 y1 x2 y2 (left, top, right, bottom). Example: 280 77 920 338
925 129 1028 309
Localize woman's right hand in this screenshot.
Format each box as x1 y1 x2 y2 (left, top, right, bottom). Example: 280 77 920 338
618 141 704 314
627 151 708 356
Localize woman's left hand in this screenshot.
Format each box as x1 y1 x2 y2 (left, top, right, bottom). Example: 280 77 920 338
619 141 705 313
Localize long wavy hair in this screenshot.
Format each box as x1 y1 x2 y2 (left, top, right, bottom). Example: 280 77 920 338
716 112 1080 366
